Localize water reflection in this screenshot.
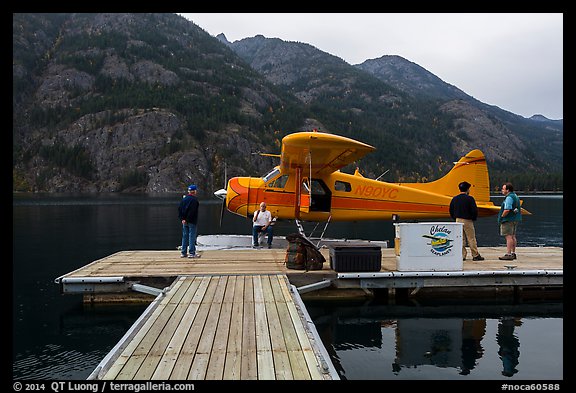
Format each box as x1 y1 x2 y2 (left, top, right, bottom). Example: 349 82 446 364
497 317 521 377
460 319 485 375
391 318 491 376
309 303 562 380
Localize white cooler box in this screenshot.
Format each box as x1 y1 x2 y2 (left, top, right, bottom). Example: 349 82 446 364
394 222 463 271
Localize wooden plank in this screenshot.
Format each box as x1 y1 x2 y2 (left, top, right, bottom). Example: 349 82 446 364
262 275 293 380
205 276 235 380
117 278 194 379
103 277 188 379
253 275 275 380
241 276 258 380
151 276 206 380
169 276 218 380
271 275 311 379
187 276 227 380
278 276 325 380
224 276 244 379
133 278 199 379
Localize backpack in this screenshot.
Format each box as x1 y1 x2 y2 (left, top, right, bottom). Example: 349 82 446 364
284 233 325 271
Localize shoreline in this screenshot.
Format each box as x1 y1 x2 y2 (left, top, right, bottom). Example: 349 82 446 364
490 190 563 196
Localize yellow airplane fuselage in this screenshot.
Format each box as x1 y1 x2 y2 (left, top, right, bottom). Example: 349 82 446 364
226 170 466 221
221 131 522 223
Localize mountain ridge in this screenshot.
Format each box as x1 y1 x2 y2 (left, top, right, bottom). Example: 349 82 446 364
12 13 563 194
225 34 562 181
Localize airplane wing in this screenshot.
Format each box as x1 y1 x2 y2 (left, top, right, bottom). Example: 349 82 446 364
280 131 376 176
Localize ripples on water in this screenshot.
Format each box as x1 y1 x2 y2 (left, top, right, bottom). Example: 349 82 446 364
13 347 105 380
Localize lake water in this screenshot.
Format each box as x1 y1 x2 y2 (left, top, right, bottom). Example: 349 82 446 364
12 194 563 381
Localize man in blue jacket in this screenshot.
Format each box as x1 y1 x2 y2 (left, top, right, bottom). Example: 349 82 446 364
497 182 522 261
178 184 200 258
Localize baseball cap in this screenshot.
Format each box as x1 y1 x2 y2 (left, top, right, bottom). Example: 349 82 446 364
188 184 197 191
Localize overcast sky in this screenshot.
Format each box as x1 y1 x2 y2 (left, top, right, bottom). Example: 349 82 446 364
179 13 563 120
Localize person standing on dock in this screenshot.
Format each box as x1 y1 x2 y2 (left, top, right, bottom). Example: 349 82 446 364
497 182 522 261
449 181 485 261
178 184 200 258
252 201 274 248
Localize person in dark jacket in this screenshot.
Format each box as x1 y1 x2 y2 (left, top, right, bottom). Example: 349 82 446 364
178 184 200 258
449 181 484 261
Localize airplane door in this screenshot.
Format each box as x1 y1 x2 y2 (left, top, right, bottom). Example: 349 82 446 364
300 177 310 214
294 167 310 218
309 179 331 212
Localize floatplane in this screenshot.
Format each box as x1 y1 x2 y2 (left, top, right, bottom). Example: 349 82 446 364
212 130 528 244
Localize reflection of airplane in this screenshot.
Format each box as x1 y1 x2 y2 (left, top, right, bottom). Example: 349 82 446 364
214 130 530 226
422 234 453 248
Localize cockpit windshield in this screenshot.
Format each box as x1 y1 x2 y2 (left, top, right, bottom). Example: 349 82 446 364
262 167 281 182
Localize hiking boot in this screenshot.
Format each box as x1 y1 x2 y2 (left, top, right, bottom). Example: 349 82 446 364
268 244 272 249
180 254 188 258
512 253 517 259
499 254 514 261
472 255 485 261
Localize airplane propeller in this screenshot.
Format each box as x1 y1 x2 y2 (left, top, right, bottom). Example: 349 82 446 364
213 163 227 227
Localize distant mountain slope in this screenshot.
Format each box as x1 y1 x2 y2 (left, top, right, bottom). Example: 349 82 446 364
356 55 468 101
227 35 562 188
353 54 563 179
357 55 563 131
13 13 309 193
13 13 562 193
529 114 563 129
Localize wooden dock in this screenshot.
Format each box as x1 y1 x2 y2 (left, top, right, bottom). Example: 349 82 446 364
88 274 337 380
55 246 563 299
57 245 561 381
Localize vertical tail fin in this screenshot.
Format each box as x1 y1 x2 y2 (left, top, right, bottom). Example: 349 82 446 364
402 150 492 203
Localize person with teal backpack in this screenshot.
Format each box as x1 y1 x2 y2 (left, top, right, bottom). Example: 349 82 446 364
497 182 522 260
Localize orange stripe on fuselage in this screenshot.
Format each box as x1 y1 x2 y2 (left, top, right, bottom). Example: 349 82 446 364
331 195 448 214
263 191 295 207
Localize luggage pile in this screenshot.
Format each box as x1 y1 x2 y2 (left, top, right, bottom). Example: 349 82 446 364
284 233 325 271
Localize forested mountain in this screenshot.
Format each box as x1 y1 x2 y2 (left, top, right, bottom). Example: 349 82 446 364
13 13 562 194
225 35 563 190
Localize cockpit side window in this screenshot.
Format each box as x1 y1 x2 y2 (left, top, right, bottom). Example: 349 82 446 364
262 168 281 183
268 175 288 188
335 180 352 192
